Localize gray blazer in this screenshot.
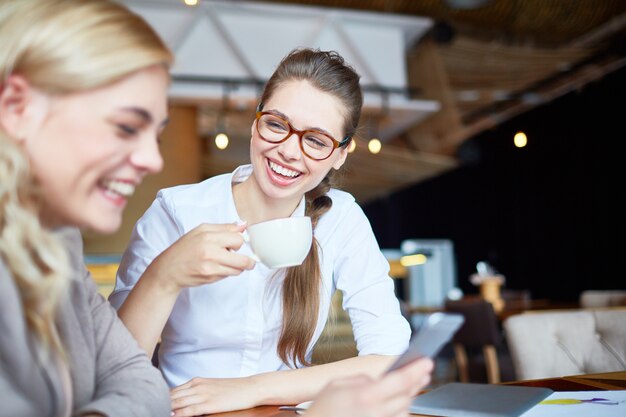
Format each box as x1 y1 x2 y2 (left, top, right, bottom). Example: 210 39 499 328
0 228 170 416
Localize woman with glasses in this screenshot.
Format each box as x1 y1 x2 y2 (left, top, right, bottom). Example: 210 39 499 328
0 0 172 415
110 49 426 416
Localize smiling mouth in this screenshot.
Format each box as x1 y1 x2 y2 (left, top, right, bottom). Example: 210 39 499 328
268 160 301 178
98 179 136 199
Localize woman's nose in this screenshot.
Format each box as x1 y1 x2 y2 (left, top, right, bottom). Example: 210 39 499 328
277 133 302 160
130 135 164 174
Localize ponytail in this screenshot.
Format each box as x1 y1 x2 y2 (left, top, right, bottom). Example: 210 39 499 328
278 175 333 366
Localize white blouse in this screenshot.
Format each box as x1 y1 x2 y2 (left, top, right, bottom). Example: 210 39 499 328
109 165 410 387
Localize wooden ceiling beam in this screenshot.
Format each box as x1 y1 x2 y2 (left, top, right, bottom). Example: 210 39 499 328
405 39 464 156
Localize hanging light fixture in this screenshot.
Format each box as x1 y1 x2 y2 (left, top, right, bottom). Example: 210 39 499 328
368 138 382 154
215 132 229 150
367 116 382 154
213 84 231 150
514 131 527 148
213 111 229 150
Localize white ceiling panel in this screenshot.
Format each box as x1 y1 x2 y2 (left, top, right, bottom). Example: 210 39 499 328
123 0 440 141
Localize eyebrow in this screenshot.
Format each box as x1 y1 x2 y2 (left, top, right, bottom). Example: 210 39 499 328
267 109 336 139
119 107 169 128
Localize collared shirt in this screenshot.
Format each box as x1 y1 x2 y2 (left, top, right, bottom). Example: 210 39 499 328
109 165 410 387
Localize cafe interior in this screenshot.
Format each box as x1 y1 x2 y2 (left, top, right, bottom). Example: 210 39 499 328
85 0 626 393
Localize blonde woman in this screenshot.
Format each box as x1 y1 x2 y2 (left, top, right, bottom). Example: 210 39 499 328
111 49 432 416
0 0 173 415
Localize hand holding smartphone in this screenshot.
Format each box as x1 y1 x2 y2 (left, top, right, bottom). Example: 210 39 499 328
386 312 464 373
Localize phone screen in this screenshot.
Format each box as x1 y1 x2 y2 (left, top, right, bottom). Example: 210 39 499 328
386 312 464 373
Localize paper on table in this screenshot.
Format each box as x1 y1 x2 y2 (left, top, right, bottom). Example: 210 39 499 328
519 390 626 417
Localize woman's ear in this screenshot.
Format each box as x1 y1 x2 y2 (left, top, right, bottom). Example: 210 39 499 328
332 145 349 170
0 75 47 141
250 119 256 138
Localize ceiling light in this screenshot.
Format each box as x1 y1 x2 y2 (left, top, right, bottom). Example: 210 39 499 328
348 139 357 153
215 132 229 150
368 138 382 154
183 0 199 6
514 132 527 148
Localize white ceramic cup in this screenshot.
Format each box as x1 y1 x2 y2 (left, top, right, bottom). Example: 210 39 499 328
245 216 312 268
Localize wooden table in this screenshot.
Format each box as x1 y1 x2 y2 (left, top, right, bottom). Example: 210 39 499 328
202 371 626 417
506 370 626 391
202 407 291 417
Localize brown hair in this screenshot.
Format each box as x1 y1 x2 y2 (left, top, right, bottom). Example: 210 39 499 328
0 0 172 356
260 49 362 366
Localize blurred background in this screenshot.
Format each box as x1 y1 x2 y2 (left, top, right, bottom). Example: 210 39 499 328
87 0 625 322
88 0 624 302
78 0 626 386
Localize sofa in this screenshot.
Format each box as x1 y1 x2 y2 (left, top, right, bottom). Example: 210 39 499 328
504 308 626 380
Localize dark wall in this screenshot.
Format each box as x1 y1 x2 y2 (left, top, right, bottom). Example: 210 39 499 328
363 67 626 302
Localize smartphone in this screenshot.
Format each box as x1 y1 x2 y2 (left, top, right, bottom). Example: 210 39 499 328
386 312 464 373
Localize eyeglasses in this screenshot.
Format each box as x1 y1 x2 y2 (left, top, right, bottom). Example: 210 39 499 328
255 111 351 161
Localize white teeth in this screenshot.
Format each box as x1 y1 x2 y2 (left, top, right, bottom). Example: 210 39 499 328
269 161 300 178
101 180 135 198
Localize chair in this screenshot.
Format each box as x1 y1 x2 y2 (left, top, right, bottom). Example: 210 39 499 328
504 309 626 380
580 290 626 308
445 299 515 383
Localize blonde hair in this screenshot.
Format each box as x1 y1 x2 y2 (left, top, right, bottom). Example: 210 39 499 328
260 49 362 366
0 0 172 354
